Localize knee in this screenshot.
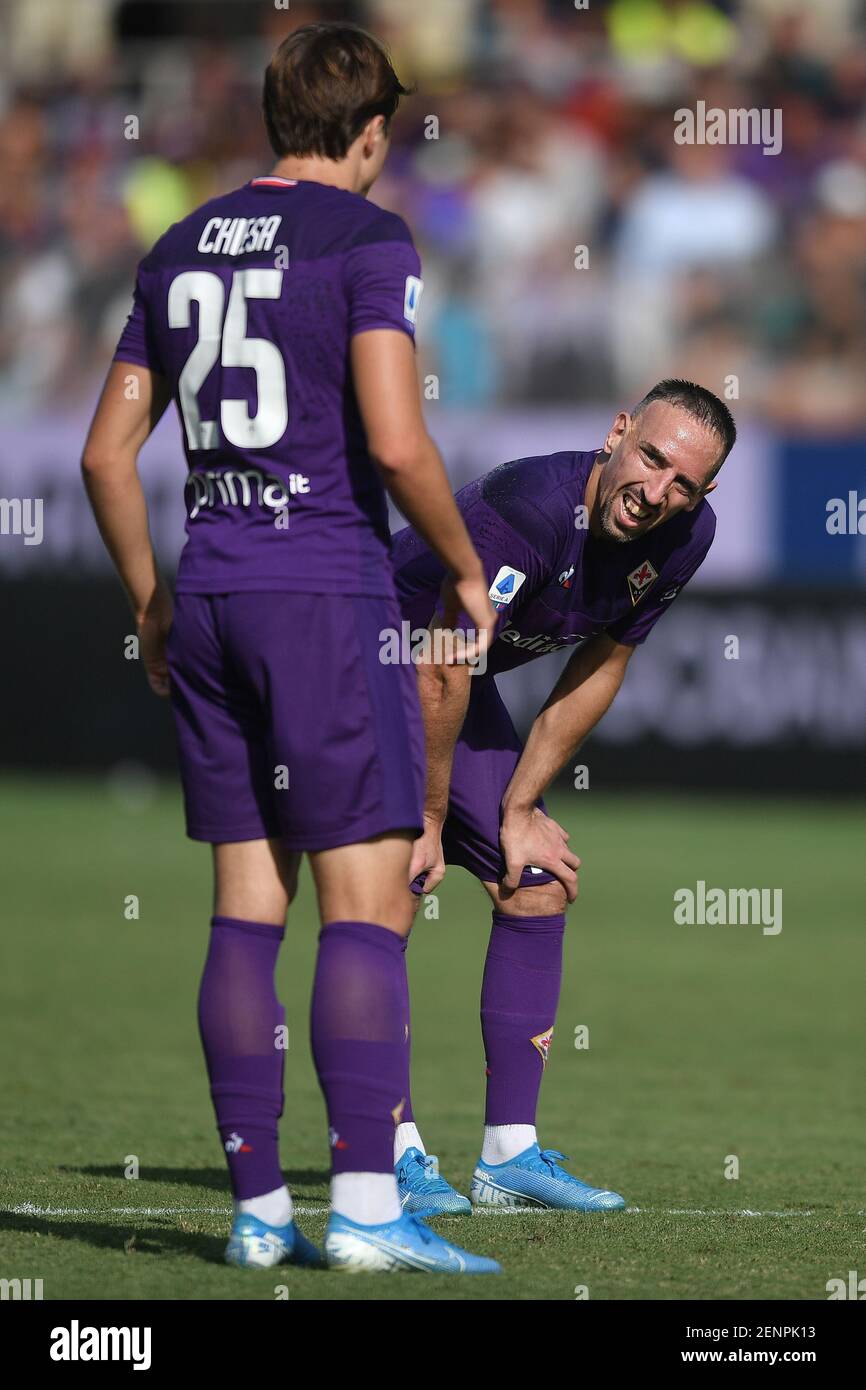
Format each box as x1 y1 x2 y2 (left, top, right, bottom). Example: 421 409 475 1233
490 881 568 919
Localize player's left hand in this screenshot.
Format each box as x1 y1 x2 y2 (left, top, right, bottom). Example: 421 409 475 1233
410 813 446 893
500 807 580 902
138 580 174 698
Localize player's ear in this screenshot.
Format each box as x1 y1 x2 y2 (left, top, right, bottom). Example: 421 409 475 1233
603 411 629 456
688 479 717 510
362 114 387 154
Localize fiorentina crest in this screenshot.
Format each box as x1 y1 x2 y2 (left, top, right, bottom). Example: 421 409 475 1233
627 558 658 606
531 1026 554 1066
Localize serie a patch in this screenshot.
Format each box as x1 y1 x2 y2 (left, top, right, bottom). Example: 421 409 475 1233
488 565 527 611
627 559 658 605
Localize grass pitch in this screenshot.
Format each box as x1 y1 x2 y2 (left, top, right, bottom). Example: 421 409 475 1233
0 776 863 1301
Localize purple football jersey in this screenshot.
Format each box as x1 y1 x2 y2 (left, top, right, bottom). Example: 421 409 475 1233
393 450 716 674
114 176 423 595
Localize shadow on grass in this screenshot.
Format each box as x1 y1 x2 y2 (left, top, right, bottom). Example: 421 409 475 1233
0 1209 229 1263
58 1165 329 1195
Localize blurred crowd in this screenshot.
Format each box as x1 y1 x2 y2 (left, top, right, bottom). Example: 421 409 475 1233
2 0 866 430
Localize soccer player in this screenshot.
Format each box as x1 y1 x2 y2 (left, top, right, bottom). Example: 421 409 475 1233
389 381 735 1214
81 23 500 1275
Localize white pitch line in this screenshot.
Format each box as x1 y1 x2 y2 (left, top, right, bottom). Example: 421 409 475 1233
5 1202 837 1220
628 1207 818 1218
471 1206 820 1218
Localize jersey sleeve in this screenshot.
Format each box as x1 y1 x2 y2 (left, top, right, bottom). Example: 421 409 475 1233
605 508 716 646
113 265 165 374
426 494 553 643
344 211 423 342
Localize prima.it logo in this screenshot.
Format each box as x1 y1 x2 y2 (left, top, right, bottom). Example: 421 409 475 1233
185 466 309 521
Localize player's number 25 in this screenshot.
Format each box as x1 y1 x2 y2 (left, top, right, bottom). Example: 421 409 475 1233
168 269 288 452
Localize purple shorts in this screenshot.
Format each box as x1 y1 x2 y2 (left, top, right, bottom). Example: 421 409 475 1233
413 675 557 892
167 592 425 850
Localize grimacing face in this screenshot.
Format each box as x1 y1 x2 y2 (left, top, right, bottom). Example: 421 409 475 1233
594 401 722 544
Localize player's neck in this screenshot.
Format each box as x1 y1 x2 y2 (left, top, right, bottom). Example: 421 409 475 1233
269 155 365 195
586 455 604 537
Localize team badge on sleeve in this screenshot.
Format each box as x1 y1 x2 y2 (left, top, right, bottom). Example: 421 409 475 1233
488 565 526 611
403 275 423 325
627 559 658 606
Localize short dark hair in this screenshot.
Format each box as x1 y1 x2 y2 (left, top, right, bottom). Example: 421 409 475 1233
633 379 737 471
263 21 410 161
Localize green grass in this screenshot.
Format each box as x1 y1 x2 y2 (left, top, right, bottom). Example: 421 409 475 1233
1 776 864 1300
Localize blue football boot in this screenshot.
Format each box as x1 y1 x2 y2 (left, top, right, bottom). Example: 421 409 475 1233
396 1148 472 1217
324 1211 500 1274
470 1145 626 1212
224 1213 323 1269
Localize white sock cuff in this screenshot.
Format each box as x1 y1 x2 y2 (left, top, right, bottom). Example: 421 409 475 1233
331 1171 402 1226
394 1121 425 1163
236 1185 293 1227
481 1124 538 1165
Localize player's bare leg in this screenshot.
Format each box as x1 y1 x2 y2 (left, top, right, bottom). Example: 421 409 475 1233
213 838 299 925
468 877 625 1211
309 833 415 938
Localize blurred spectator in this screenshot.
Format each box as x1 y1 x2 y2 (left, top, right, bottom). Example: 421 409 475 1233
0 0 864 428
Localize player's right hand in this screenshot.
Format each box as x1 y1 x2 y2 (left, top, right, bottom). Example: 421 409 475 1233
138 580 174 699
500 807 581 902
409 813 446 894
439 572 496 666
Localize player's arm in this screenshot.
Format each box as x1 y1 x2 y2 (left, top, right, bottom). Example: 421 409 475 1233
500 634 635 899
409 634 473 891
351 330 494 650
81 360 173 696
407 506 551 892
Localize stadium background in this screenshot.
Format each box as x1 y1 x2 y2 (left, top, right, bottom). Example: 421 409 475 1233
1 0 865 1303
1 0 865 790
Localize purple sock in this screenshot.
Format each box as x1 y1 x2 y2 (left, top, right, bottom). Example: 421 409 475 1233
198 915 286 1200
481 911 565 1125
311 921 407 1174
